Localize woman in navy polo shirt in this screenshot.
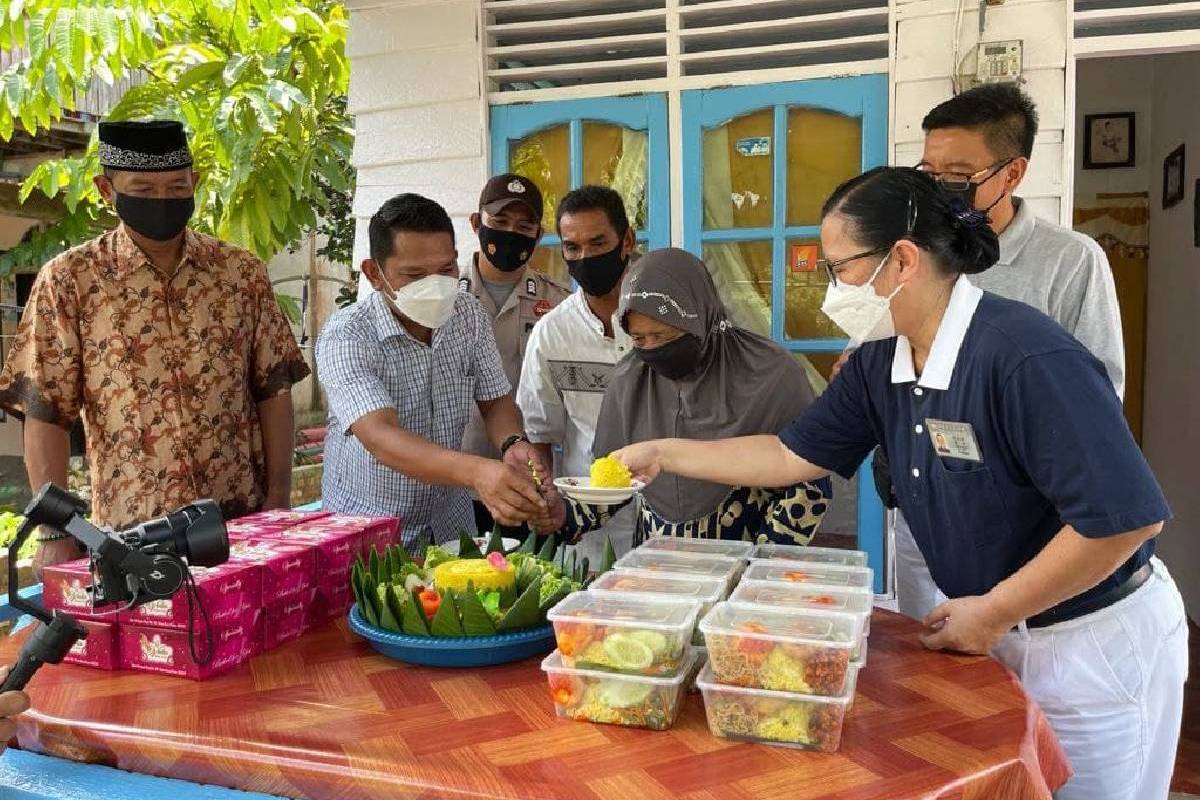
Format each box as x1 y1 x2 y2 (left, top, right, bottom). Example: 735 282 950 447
613 167 1186 800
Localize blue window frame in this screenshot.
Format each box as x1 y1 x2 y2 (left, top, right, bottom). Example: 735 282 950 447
489 94 671 255
681 74 890 592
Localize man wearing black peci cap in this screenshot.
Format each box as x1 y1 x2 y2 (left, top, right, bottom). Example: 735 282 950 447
0 119 310 577
460 174 569 533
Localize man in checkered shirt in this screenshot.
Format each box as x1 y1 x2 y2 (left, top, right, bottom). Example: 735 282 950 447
317 194 551 549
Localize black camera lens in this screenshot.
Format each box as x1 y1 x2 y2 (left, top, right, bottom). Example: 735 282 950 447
177 501 229 567
125 500 229 567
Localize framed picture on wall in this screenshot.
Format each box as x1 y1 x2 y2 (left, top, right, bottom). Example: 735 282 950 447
1164 144 1186 209
1083 113 1136 169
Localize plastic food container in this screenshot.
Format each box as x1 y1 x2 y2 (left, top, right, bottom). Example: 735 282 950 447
591 570 726 645
688 646 707 693
699 603 862 696
853 634 869 669
542 648 699 730
613 550 743 595
749 543 868 568
697 660 857 752
638 536 755 561
741 561 874 594
547 592 699 676
729 581 874 636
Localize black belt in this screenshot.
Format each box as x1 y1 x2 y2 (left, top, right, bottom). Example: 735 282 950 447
1026 562 1152 629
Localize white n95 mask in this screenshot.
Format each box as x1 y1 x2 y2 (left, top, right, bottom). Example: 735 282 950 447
820 254 902 345
387 274 459 329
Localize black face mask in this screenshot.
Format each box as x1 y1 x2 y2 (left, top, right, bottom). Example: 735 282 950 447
566 242 628 297
115 193 195 241
635 333 705 380
937 161 1010 217
479 225 537 273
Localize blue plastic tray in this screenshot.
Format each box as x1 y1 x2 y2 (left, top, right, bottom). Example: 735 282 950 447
348 604 556 667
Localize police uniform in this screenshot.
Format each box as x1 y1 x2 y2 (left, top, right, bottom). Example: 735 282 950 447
460 253 569 460
780 276 1186 800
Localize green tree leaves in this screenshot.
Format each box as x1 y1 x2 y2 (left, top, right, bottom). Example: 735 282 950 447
0 0 355 276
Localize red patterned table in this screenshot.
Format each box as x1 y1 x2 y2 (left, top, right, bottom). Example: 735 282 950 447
6 611 1070 799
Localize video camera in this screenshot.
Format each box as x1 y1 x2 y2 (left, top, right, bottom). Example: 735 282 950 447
1 483 229 693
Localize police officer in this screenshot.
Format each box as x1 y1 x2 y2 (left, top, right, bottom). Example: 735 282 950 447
613 167 1186 800
460 174 569 532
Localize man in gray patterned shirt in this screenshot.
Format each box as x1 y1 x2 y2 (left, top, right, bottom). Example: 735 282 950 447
317 194 549 549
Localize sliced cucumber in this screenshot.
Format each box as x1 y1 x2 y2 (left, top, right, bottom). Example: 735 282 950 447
598 680 654 709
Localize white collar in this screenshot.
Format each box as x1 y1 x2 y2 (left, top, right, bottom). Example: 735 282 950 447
891 276 984 390
570 290 625 342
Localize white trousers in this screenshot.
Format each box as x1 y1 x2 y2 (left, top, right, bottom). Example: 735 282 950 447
894 513 1188 799
893 510 943 621
994 558 1188 800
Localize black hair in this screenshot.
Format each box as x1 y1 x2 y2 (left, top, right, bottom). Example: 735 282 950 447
821 166 1000 277
921 84 1039 160
555 184 630 237
368 193 455 263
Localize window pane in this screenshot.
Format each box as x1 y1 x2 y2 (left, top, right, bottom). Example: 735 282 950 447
702 108 774 230
786 108 862 227
583 122 648 231
783 237 844 347
509 124 570 235
701 240 773 337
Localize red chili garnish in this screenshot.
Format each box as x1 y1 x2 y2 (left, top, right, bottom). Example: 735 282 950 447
418 589 441 620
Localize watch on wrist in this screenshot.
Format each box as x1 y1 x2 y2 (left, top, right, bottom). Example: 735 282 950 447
500 434 529 455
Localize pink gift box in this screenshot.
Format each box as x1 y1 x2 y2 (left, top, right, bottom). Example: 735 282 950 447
119 560 262 631
42 559 108 621
227 537 316 601
234 510 332 528
64 620 120 670
263 589 317 651
224 520 295 538
362 518 401 557
313 578 354 623
121 610 258 681
282 514 401 559
260 524 363 578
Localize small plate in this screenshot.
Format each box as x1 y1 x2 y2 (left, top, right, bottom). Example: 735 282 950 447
554 476 644 505
439 536 521 556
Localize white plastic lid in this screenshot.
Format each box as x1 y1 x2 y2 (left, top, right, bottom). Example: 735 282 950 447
592 570 726 605
695 660 858 705
749 543 868 568
547 591 700 632
542 647 700 687
638 536 754 560
698 602 862 648
614 550 741 583
741 561 873 593
729 582 873 617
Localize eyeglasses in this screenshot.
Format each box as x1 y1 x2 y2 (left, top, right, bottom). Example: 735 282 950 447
819 193 916 286
916 158 1013 192
818 247 891 286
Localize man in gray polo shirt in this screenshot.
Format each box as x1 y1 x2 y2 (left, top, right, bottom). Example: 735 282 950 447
884 85 1124 619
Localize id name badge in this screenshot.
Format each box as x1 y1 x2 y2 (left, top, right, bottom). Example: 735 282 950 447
925 419 982 462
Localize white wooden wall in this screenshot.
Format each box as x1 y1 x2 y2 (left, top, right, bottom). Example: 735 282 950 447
345 0 490 287
343 0 1076 277
892 0 1072 225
